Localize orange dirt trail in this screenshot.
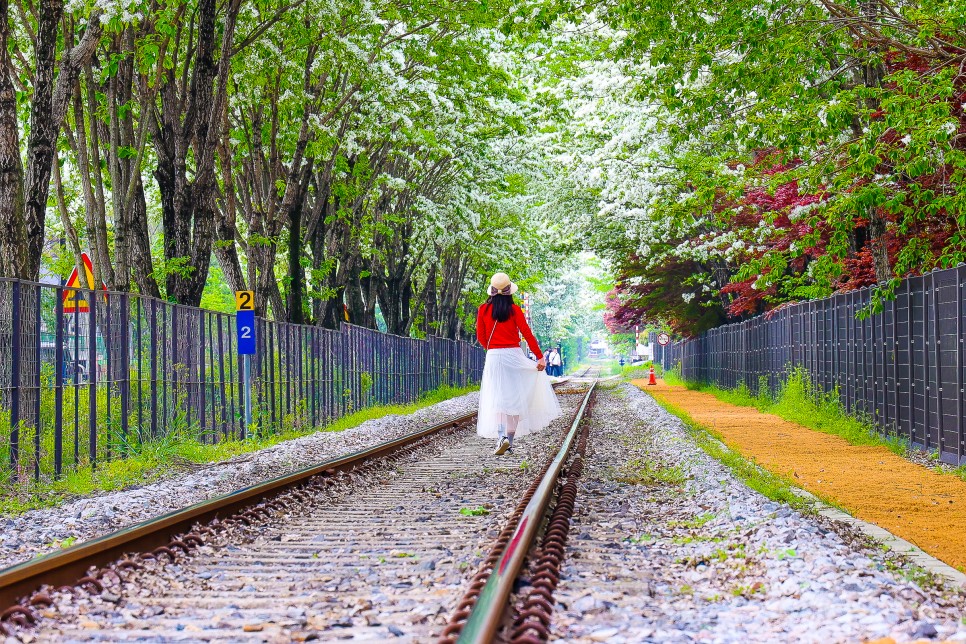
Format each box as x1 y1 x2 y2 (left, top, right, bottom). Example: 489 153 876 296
632 380 966 573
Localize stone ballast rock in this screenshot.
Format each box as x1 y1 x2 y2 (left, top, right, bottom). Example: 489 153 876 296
0 392 480 571
550 384 966 643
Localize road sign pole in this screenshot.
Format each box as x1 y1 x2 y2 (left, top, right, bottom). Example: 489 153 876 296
243 353 252 437
235 291 256 439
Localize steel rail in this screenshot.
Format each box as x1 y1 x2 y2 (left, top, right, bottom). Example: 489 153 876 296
0 410 477 612
455 382 596 644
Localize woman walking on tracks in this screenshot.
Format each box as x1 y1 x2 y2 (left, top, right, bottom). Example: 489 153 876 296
476 273 562 455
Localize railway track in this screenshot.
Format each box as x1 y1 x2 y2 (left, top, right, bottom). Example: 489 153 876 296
0 377 599 642
570 366 598 380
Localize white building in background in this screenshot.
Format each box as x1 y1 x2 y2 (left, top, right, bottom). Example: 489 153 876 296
635 341 654 362
588 338 610 358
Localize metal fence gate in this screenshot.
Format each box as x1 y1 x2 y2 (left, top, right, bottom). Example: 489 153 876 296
0 278 485 488
659 265 966 465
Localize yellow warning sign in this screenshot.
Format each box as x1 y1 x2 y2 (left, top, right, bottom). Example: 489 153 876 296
235 291 255 311
63 253 105 313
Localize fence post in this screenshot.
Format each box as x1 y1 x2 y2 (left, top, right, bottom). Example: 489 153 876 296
55 284 64 478
905 278 914 444
870 288 877 425
170 303 178 434
881 288 889 432
198 310 206 441
33 284 41 480
920 277 932 450
958 265 965 464
135 298 143 443
104 291 112 462
932 271 943 457
9 281 20 469
120 292 130 447
88 285 97 469
150 299 159 440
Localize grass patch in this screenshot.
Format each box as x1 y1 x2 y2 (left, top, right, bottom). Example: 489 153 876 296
459 506 490 517
612 457 687 487
650 396 812 511
621 362 663 381
668 512 717 529
626 533 655 544
0 384 478 517
666 369 909 458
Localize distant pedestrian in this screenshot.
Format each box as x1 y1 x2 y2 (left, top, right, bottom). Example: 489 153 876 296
546 347 562 377
476 273 562 455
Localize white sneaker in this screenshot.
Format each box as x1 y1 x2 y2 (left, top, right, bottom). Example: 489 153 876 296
494 437 510 455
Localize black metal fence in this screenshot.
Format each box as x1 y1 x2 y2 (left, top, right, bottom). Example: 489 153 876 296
659 264 966 466
0 278 484 488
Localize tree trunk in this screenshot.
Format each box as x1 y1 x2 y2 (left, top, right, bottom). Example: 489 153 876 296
21 0 66 281
868 210 891 282
152 0 241 306
286 202 306 324
213 137 248 296
52 160 90 289
860 0 891 283
23 5 102 281
0 0 27 279
71 79 115 291
421 263 439 336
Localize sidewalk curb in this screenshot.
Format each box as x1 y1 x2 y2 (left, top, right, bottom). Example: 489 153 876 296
790 487 966 588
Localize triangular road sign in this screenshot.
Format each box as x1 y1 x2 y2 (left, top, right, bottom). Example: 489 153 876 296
63 253 106 313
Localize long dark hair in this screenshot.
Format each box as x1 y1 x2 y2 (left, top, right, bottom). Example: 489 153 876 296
486 294 514 322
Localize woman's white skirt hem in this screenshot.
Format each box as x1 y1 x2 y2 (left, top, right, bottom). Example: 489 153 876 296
476 348 562 438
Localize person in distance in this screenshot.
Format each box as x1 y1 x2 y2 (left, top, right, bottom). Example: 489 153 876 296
546 346 562 377
476 273 562 455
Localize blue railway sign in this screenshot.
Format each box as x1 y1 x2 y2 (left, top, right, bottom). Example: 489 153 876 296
236 309 256 354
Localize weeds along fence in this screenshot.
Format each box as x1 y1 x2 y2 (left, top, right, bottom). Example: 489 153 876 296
658 264 966 466
0 278 484 487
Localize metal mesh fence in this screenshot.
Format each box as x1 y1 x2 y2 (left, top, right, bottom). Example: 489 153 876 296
0 278 485 490
657 265 966 466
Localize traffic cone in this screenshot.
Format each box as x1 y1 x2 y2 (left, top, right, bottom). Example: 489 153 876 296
647 365 657 386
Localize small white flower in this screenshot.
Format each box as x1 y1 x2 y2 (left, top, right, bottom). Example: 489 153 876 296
901 135 912 145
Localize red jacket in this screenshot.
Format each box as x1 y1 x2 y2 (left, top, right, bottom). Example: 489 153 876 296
476 303 543 359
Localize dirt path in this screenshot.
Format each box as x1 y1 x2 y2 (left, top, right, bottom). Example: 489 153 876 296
634 380 966 573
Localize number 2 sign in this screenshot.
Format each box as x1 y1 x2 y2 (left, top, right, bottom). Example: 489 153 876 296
236 291 256 355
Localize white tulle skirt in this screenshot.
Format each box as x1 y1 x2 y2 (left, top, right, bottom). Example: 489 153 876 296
477 348 562 439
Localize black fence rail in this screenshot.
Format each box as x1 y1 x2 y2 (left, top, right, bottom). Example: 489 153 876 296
660 264 966 466
0 279 484 489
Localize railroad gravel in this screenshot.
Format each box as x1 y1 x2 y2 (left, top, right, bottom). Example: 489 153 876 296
551 384 966 643
0 392 479 572
21 393 584 643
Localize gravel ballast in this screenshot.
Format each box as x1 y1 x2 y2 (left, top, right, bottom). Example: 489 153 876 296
14 394 585 643
551 384 966 643
0 392 479 572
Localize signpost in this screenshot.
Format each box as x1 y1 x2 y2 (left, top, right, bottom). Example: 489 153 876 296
63 253 106 313
657 332 670 373
235 291 255 435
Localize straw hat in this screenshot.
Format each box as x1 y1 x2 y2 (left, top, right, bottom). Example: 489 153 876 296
487 272 518 296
